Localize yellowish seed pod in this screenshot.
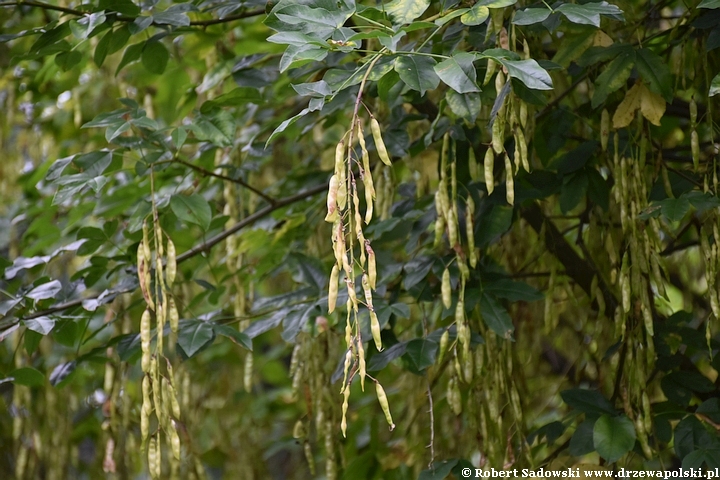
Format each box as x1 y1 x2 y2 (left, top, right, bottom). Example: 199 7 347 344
691 130 700 171
466 198 477 268
364 183 374 224
366 241 377 290
341 349 352 392
328 265 339 313
170 423 181 460
601 109 610 151
340 382 351 437
370 310 382 351
371 117 392 166
448 377 462 415
441 268 452 309
168 297 179 334
346 279 358 312
484 149 495 195
334 138 345 176
304 441 315 475
455 299 467 347
325 174 340 223
166 238 176 286
517 128 529 172
293 420 306 439
484 58 497 86
148 436 158 479
447 207 458 246
361 274 373 309
244 352 253 392
504 154 514 205
519 101 528 129
690 97 697 126
375 382 395 430
434 215 445 248
142 220 151 262
337 179 347 212
438 329 449 364
358 338 366 391
141 402 150 442
141 309 152 373
468 146 479 181
492 115 504 154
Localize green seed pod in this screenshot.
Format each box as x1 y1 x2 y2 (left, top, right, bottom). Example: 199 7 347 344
358 337 366 391
601 109 610 151
293 420 306 439
341 349 352 393
168 297 179 334
142 220 151 262
468 146 479 181
148 436 158 479
466 197 477 268
441 268 452 309
492 114 504 155
170 422 181 460
484 148 495 195
244 352 253 392
504 154 514 205
517 128 529 172
304 440 315 475
691 130 700 171
141 309 152 373
328 265 339 313
690 97 697 127
371 117 392 166
483 58 497 86
370 310 382 351
447 207 458 246
434 215 445 248
519 101 528 129
375 382 395 430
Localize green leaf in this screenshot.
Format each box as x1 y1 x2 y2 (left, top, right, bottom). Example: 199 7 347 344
99 0 140 16
170 194 212 230
419 460 458 480
279 44 328 73
559 170 589 214
710 72 720 97
94 30 112 67
189 110 236 146
593 414 636 463
479 294 514 339
561 388 617 415
11 367 45 387
141 41 169 75
435 8 468 26
368 341 408 371
675 416 713 459
395 55 440 96
460 5 489 26
635 48 672 102
556 2 624 27
552 27 596 68
434 53 479 94
569 419 596 456
591 50 635 108
403 338 438 372
587 168 610 210
385 0 431 25
23 316 56 335
212 324 253 351
483 279 543 302
477 0 517 7
512 8 551 25
26 280 62 301
55 51 82 71
659 196 691 222
476 205 513 245
699 0 720 8
493 58 553 90
446 90 481 122
697 398 720 423
177 320 215 358
116 42 143 74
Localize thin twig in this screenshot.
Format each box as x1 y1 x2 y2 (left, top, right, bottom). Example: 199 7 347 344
172 157 276 205
426 380 435 469
9 183 326 326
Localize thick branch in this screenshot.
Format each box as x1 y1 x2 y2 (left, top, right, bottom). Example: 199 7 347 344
9 183 326 326
520 202 618 316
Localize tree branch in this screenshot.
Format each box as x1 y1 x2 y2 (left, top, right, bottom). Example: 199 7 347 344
6 183 326 327
0 1 264 27
172 157 277 205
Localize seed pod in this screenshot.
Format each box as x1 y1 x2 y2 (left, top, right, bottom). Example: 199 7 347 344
519 101 528 129
371 117 392 166
516 128 529 172
141 309 151 373
601 109 610 151
448 377 462 415
366 241 377 290
168 297 179 334
328 265 339 313
483 58 497 86
334 138 345 177
358 337 366 391
690 97 697 127
346 279 358 312
691 130 700 171
375 382 395 430
484 149 495 195
447 207 458 246
468 146 479 181
441 268 452 309
304 441 315 475
434 215 445 248
337 179 347 212
492 114 504 154
166 238 176 286
293 420 306 439
455 299 468 347
325 175 340 223
170 422 181 460
141 400 150 442
438 329 449 364
341 349 352 392
340 382 351 437
244 352 253 392
370 310 382 351
504 154 514 205
362 274 373 309
466 198 477 268
364 183 374 224
142 220 151 262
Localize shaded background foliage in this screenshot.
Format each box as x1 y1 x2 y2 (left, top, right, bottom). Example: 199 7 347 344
1 0 720 478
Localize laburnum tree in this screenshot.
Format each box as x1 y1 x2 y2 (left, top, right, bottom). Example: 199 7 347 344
1 0 720 478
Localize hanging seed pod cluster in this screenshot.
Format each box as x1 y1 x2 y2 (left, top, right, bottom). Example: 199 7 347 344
136 189 184 478
325 111 395 437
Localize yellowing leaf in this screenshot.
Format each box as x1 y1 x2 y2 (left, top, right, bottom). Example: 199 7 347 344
612 83 642 129
639 84 665 126
593 30 613 47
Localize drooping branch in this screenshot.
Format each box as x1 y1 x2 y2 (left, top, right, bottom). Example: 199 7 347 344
6 183 326 327
0 1 264 26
